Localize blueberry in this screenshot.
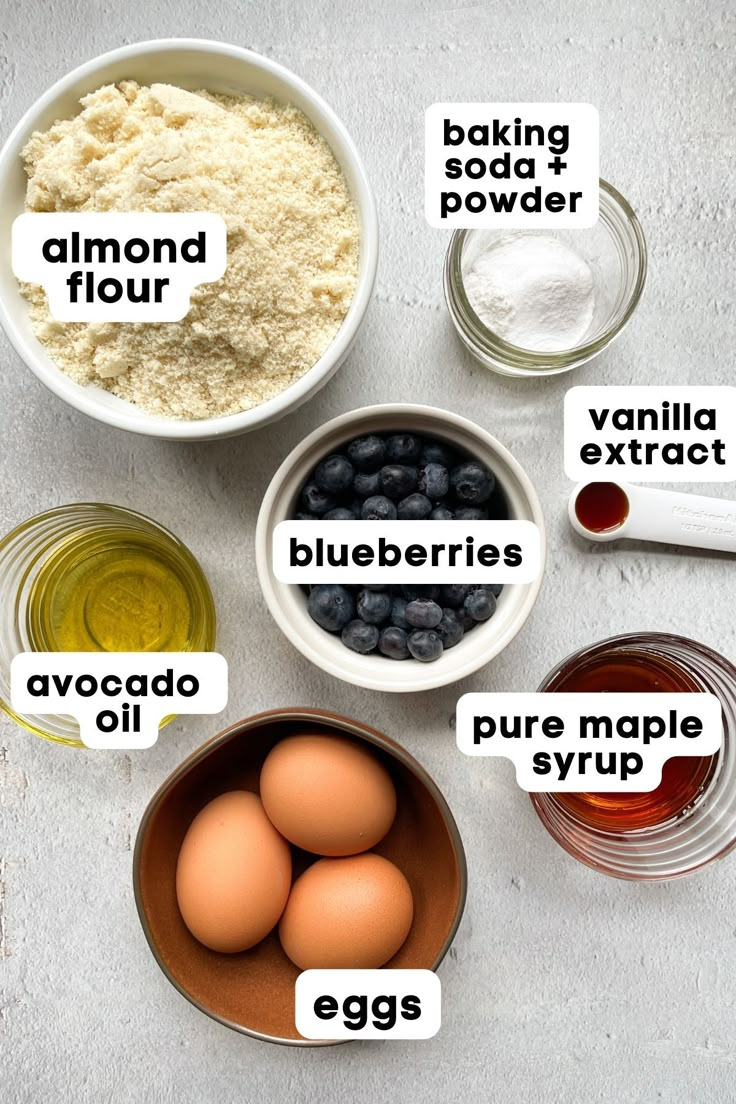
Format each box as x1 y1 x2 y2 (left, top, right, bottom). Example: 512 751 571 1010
436 608 464 649
464 587 497 622
455 506 489 521
353 470 382 498
430 506 455 521
390 596 410 629
300 480 335 516
439 584 471 608
295 512 315 521
489 583 504 597
461 608 476 631
486 489 510 520
397 493 433 520
314 454 354 494
307 584 355 631
380 465 418 500
361 495 397 520
407 630 443 663
347 435 385 473
341 620 379 654
418 463 449 501
450 461 495 505
401 584 441 601
420 440 457 468
379 626 410 660
357 588 392 624
385 433 421 464
405 598 443 629
323 507 357 520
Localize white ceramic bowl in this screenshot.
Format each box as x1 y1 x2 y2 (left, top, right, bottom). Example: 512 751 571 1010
0 39 378 440
256 404 546 692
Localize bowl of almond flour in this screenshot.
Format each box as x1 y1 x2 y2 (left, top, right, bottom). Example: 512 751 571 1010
0 40 378 439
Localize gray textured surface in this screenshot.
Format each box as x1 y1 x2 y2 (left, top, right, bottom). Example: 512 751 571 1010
1 2 735 1101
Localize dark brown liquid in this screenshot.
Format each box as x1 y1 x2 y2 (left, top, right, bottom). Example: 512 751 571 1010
546 649 716 830
575 482 629 533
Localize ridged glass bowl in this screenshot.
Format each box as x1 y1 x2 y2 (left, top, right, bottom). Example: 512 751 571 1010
531 633 736 880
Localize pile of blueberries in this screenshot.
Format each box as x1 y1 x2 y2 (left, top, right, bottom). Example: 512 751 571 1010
295 431 505 663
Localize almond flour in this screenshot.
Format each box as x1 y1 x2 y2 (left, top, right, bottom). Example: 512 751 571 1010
20 81 359 419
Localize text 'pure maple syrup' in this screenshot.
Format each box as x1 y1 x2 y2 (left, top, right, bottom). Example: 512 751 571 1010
574 481 630 534
543 645 717 831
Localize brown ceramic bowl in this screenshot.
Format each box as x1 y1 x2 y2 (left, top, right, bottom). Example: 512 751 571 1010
133 708 467 1046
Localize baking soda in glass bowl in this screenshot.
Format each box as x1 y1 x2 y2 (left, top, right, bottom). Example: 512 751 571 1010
443 180 647 378
462 234 595 353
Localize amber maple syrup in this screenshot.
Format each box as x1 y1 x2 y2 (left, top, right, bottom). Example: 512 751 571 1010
574 482 630 533
545 648 717 831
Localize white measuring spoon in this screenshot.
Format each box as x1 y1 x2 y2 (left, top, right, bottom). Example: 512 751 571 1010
568 481 736 553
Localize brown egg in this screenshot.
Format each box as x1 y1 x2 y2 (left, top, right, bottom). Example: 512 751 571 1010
176 791 291 953
260 732 397 856
279 853 414 969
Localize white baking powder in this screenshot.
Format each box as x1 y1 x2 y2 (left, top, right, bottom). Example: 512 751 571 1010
463 234 595 352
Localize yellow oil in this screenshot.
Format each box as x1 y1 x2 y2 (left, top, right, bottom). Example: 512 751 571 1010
27 525 214 654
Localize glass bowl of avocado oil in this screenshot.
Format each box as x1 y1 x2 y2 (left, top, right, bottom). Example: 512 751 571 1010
0 503 215 746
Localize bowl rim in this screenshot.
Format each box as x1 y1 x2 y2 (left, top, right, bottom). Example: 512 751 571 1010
255 403 547 692
132 707 469 1046
0 38 378 440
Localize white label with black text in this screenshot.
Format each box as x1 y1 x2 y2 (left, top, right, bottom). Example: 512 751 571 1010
456 692 722 791
11 652 228 749
273 520 541 584
425 102 599 228
12 212 227 322
564 386 736 482
295 970 441 1040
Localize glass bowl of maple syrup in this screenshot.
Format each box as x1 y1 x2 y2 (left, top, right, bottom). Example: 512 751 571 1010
531 633 736 880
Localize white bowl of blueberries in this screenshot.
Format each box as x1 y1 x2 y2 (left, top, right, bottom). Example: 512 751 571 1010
256 404 546 692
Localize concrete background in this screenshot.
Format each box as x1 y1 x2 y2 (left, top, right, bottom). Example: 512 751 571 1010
1 2 734 1101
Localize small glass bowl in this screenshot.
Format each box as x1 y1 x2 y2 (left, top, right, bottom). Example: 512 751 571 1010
0 504 216 747
531 634 736 881
443 179 647 377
